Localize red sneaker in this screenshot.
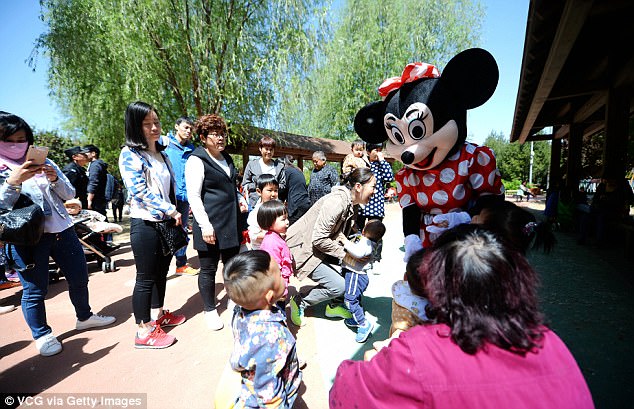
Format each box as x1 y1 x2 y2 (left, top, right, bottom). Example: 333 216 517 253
134 325 176 349
154 310 186 327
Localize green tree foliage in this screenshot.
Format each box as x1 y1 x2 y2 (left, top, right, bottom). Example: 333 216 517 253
34 0 329 170
275 0 484 140
483 131 551 188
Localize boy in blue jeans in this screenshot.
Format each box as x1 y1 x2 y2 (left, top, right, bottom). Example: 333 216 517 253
340 220 386 342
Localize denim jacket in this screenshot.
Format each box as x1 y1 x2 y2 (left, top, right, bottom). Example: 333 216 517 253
0 159 75 233
119 147 176 222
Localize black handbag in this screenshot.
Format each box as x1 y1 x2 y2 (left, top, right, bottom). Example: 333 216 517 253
0 194 45 246
154 218 188 256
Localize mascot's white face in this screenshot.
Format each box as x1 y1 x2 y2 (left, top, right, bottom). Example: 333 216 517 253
383 102 459 171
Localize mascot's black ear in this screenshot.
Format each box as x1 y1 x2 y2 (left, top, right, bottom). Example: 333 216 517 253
441 48 498 110
354 101 388 144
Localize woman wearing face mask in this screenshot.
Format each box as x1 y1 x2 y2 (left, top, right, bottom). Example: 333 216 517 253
0 111 115 357
241 136 287 209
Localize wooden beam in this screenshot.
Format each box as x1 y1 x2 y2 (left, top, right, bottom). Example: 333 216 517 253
519 0 594 144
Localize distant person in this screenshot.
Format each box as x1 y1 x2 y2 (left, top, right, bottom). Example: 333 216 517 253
83 144 109 216
62 146 90 208
280 155 310 225
357 142 394 229
110 177 125 222
221 250 302 408
330 225 594 409
165 116 198 276
242 136 286 209
519 180 533 201
307 150 338 205
341 139 369 176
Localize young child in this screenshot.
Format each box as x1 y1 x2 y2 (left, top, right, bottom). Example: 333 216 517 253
427 200 555 254
246 174 279 249
341 139 369 176
257 200 293 298
388 249 430 337
221 250 302 408
64 198 123 234
339 219 386 343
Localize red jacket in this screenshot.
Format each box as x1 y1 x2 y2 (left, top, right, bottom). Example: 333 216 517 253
330 324 594 409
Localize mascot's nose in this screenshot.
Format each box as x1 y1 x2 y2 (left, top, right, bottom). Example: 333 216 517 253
401 151 415 165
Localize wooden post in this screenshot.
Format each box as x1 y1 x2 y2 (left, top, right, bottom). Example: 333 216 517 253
602 87 629 179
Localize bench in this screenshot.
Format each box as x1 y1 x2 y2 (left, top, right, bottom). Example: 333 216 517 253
506 190 524 202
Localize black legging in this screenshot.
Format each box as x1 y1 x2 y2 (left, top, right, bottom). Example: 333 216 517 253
130 218 172 324
198 246 239 311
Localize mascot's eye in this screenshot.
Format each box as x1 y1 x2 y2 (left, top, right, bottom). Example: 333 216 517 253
408 119 426 140
388 124 405 144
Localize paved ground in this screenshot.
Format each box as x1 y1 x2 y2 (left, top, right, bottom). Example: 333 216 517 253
1 200 633 408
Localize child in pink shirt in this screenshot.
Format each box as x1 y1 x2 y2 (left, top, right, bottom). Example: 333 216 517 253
257 200 293 298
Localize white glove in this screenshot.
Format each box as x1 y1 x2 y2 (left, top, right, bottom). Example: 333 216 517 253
425 212 471 234
403 234 423 262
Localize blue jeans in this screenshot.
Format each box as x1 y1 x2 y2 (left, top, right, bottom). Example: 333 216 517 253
10 226 92 340
174 200 191 267
344 270 369 324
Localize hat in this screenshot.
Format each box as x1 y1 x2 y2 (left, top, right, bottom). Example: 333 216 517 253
64 146 88 159
82 144 100 155
64 198 82 208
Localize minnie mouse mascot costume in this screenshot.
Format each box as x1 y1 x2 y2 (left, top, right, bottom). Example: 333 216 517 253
354 48 504 259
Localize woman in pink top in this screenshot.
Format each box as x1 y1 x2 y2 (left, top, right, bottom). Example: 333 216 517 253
330 224 594 409
257 200 293 298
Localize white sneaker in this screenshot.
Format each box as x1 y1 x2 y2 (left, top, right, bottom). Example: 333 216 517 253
76 314 116 330
204 310 224 331
36 333 62 357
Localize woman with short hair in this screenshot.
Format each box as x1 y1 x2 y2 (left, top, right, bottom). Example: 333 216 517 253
241 136 287 208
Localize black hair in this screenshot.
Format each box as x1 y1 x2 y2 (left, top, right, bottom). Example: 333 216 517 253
223 250 275 310
423 224 544 356
363 219 386 242
83 144 100 158
124 101 160 151
366 143 383 152
257 199 287 231
405 249 427 297
350 139 365 149
256 173 279 191
0 111 34 145
479 201 555 254
175 116 195 126
341 167 374 189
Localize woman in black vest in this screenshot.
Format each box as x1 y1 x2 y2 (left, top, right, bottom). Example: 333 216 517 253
185 114 241 330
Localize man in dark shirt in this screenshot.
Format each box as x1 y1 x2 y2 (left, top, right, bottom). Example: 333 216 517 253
62 146 90 208
83 144 109 216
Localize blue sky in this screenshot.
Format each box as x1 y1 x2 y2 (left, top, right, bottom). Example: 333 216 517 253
0 0 528 145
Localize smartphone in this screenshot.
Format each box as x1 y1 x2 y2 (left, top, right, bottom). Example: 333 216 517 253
25 146 49 165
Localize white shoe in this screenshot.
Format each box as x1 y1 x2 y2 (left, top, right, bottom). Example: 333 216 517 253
76 314 116 330
0 305 16 315
36 333 62 357
204 310 224 331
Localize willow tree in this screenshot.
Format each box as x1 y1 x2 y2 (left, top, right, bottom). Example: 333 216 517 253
275 0 484 140
34 0 329 167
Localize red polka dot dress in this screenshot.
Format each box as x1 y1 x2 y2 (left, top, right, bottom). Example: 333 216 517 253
395 143 504 248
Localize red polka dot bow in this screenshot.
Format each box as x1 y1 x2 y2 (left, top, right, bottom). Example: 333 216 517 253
378 62 440 99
